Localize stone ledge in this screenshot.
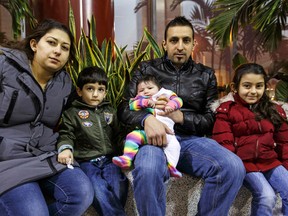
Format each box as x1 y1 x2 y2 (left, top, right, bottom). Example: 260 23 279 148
83 172 283 216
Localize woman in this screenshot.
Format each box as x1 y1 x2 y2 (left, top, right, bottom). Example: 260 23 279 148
0 19 93 216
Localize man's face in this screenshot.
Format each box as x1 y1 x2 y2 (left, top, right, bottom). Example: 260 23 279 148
163 26 194 68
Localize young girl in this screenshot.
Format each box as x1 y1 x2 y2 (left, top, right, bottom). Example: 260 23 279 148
212 63 288 216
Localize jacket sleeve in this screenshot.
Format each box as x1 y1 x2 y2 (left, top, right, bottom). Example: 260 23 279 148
212 104 236 152
117 63 151 129
167 92 183 110
129 95 150 110
110 108 124 155
175 67 218 136
0 54 6 93
274 107 288 170
57 111 76 151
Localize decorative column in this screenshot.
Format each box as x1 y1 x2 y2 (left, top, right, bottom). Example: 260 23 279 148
29 0 114 44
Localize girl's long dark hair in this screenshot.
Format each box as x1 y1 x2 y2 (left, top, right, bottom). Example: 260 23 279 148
233 63 285 130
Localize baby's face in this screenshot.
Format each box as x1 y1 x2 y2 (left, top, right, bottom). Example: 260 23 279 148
137 81 159 97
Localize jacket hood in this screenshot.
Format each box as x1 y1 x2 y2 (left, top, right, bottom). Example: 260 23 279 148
1 47 31 73
211 92 288 119
211 92 235 112
272 100 288 120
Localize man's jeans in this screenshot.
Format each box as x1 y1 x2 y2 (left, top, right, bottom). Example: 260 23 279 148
0 167 94 216
132 135 245 216
244 165 288 216
80 156 128 216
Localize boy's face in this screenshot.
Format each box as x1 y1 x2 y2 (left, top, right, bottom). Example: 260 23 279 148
77 82 107 106
137 81 159 97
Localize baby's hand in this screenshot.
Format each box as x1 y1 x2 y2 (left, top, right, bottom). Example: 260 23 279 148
165 105 174 113
148 99 156 108
58 149 74 165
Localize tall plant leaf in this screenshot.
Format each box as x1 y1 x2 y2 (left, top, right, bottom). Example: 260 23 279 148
144 27 163 58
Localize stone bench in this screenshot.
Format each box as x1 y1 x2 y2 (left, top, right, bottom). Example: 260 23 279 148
83 172 283 216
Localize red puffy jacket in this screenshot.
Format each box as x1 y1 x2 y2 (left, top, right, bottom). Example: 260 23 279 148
212 93 288 172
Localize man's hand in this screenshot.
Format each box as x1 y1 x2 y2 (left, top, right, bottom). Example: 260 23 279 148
144 115 174 147
58 149 74 165
158 109 184 124
154 96 168 110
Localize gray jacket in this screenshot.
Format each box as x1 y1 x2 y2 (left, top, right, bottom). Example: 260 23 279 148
0 48 73 195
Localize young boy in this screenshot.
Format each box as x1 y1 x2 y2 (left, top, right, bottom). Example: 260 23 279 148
57 66 128 216
112 75 183 178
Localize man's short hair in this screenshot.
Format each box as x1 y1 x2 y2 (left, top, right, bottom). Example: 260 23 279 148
164 16 194 40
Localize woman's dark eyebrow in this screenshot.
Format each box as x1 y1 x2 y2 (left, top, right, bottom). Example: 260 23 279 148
47 36 71 46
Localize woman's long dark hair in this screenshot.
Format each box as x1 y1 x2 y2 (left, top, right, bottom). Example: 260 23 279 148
233 63 285 130
1 19 76 65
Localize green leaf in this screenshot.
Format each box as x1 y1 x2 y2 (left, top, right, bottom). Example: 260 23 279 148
80 29 97 67
144 28 163 58
232 52 248 70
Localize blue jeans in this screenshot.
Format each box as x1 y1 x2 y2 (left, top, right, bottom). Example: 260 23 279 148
0 167 93 216
80 156 128 216
132 135 245 216
244 165 288 216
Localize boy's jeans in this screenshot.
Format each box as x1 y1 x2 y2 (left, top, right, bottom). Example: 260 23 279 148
80 156 128 216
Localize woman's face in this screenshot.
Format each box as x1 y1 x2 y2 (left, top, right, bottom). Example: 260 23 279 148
30 29 71 74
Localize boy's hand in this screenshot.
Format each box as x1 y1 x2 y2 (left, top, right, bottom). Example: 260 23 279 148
58 149 74 165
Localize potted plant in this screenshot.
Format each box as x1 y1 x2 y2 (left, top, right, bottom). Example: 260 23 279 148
66 1 163 108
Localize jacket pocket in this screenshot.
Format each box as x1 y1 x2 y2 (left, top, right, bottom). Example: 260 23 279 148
0 137 31 161
0 84 20 125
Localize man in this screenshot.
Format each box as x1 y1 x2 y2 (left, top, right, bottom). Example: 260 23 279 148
118 16 245 216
